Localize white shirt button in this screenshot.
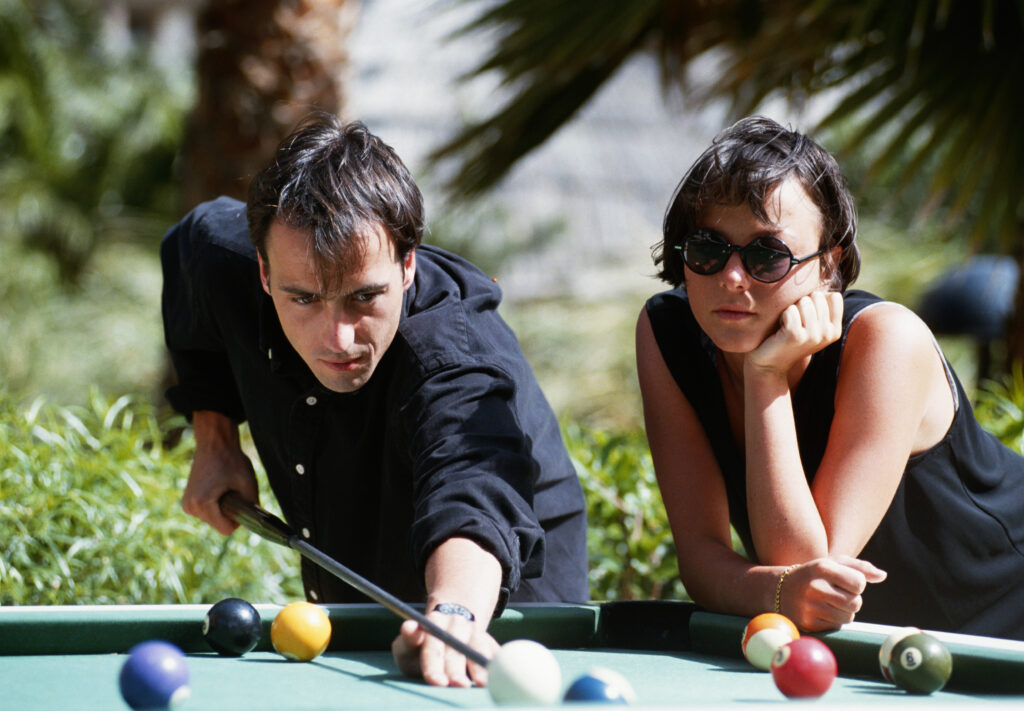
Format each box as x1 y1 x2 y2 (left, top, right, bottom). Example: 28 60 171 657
301 527 311 539
267 348 273 360
309 590 319 601
295 464 305 475
306 396 317 406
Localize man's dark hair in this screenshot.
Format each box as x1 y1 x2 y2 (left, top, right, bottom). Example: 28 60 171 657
656 116 859 290
247 113 424 289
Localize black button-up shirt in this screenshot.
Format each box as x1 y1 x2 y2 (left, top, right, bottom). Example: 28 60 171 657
161 197 588 606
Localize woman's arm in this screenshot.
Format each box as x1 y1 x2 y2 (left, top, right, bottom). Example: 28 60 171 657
744 295 953 564
743 292 843 563
742 299 952 629
639 303 886 629
747 297 953 563
812 303 955 556
637 307 780 615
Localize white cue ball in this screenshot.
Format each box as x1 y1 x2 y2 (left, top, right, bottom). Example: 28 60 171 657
488 639 562 705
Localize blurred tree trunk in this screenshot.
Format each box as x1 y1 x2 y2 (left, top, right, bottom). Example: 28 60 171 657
163 0 357 417
179 0 359 210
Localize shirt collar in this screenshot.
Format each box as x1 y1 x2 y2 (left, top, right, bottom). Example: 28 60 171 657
257 287 304 376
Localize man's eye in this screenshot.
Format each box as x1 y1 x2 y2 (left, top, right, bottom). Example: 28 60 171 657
355 292 381 304
294 295 318 305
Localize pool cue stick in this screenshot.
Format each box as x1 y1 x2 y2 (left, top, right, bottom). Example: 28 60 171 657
219 491 491 667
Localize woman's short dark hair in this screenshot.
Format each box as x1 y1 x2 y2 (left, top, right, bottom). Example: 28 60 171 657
247 113 424 289
655 116 860 290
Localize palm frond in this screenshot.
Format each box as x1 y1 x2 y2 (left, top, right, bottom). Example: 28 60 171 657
435 0 1024 259
430 0 664 198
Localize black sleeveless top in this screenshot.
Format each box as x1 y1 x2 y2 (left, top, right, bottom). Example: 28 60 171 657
647 288 1024 639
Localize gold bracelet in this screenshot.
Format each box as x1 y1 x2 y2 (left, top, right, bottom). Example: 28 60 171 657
774 565 797 614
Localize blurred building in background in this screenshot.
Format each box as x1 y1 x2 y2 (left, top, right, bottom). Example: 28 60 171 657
104 0 722 303
347 0 720 302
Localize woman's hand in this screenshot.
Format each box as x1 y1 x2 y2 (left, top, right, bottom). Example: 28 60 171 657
748 291 844 377
777 555 887 631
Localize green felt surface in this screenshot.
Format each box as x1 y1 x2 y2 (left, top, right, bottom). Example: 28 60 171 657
1 646 1013 711
4 602 1024 709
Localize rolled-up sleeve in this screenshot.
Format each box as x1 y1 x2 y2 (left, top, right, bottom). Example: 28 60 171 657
160 200 249 423
401 361 546 597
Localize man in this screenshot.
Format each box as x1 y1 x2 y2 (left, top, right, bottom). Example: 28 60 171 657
160 114 588 687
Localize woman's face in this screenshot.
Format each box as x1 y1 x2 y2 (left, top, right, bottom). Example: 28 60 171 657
685 178 829 355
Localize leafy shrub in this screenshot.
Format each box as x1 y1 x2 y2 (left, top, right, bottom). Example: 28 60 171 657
565 423 687 601
0 392 303 604
1 391 699 605
975 365 1024 454
0 0 189 286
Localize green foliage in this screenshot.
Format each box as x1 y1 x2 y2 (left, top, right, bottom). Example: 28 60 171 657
564 422 687 601
0 238 167 404
439 1 1024 254
0 392 304 604
0 390 688 605
0 0 191 285
975 366 1024 454
431 0 664 198
504 299 645 432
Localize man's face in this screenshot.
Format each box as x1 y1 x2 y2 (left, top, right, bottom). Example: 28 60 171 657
259 220 415 393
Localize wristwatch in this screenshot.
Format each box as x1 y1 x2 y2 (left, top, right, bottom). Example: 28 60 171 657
433 602 475 621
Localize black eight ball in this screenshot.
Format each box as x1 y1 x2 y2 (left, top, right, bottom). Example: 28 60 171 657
203 598 262 656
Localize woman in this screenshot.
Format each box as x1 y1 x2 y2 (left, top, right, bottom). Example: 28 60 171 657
637 116 1024 639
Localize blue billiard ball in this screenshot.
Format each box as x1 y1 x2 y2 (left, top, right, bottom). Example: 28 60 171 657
564 668 636 704
119 640 190 709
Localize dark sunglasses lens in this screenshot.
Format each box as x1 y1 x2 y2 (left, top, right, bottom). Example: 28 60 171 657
745 239 792 282
684 235 729 274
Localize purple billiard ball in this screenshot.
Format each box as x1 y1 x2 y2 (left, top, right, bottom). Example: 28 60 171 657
119 640 190 710
203 597 262 656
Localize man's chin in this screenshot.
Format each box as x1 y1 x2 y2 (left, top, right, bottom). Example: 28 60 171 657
314 366 373 394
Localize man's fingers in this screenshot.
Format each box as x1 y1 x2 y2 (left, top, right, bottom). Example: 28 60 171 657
207 501 240 536
421 615 475 687
400 619 427 650
468 634 499 686
392 615 497 688
442 643 472 688
399 614 480 688
391 620 425 678
419 633 450 686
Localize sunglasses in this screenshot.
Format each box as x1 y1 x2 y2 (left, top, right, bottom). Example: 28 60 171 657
675 228 825 284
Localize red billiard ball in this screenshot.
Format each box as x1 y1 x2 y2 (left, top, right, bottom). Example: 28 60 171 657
203 598 262 656
770 637 837 699
119 640 190 710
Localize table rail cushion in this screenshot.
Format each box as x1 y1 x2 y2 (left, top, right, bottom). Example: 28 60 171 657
3 600 1024 694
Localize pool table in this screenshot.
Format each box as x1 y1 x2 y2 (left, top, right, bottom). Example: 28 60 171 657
2 600 1024 709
